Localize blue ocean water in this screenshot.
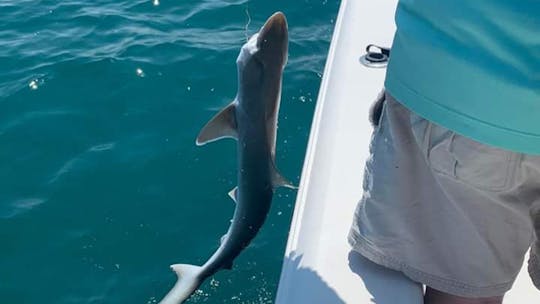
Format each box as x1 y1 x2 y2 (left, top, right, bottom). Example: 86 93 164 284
0 0 339 303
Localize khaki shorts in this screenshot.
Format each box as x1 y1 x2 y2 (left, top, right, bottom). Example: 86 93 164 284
348 92 540 298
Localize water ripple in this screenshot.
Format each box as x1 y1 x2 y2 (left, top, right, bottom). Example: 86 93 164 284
88 142 116 152
0 198 46 219
0 1 340 303
0 0 335 99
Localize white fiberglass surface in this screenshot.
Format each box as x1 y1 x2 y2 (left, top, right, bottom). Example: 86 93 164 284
276 0 540 303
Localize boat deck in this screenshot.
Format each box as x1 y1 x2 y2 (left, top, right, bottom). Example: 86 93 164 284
275 0 540 302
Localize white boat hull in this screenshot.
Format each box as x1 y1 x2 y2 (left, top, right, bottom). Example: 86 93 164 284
276 0 540 302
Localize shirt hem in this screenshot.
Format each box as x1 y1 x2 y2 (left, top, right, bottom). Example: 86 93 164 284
384 74 540 155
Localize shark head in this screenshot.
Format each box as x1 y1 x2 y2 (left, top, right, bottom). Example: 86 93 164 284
197 12 289 146
237 12 288 79
254 12 288 67
236 12 288 108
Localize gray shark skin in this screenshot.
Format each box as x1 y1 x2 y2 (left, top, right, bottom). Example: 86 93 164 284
159 12 292 304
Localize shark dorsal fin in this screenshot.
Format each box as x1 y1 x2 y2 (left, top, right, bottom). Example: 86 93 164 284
271 161 296 189
196 101 238 146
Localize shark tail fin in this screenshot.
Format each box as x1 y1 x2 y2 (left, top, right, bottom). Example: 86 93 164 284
159 264 204 304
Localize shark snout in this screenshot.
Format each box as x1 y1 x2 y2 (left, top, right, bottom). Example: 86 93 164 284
257 12 288 65
261 12 287 33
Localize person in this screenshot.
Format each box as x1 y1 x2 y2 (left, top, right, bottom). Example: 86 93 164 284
348 1 540 303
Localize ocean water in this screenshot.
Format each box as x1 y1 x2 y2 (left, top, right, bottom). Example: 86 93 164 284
0 0 340 303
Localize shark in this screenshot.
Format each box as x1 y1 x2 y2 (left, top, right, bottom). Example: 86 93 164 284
159 12 293 304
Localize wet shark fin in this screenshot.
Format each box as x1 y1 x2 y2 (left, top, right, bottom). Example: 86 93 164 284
196 101 238 146
271 162 296 189
228 187 238 203
160 264 203 304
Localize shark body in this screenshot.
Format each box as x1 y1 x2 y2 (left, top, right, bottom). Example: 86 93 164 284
159 12 292 304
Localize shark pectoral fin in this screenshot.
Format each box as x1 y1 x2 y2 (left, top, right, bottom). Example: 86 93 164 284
196 101 238 146
271 162 297 190
228 187 238 203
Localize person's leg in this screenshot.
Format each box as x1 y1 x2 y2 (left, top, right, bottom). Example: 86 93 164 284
424 287 504 304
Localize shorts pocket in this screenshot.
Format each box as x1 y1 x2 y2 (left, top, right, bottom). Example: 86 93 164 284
450 134 516 192
425 125 518 192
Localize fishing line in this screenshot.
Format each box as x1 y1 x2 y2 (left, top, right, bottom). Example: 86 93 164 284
244 1 251 42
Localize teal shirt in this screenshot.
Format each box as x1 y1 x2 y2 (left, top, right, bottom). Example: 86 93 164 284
385 0 540 154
